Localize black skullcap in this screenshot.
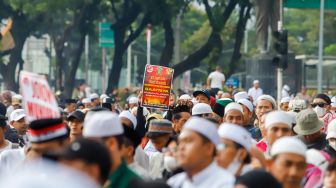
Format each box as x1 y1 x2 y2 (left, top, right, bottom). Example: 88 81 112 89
65 99 77 104
315 93 331 105
29 118 69 143
235 170 282 188
172 105 190 115
213 103 224 118
43 138 111 183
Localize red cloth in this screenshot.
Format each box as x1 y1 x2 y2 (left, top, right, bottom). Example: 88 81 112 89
256 139 267 153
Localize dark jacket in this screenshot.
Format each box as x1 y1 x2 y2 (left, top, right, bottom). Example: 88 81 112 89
324 145 336 158
5 128 25 147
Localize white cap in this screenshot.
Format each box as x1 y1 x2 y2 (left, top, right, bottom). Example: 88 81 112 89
331 102 336 108
183 117 220 145
83 111 124 137
192 103 213 115
265 111 294 129
327 119 336 139
289 99 306 111
10 109 26 122
256 95 277 109
89 93 99 100
306 149 330 171
119 110 137 128
237 98 254 112
283 85 290 91
179 94 192 100
82 98 91 104
234 91 249 102
331 96 336 103
253 80 259 84
280 97 291 104
128 97 138 104
271 136 307 158
218 123 252 152
12 94 23 100
100 94 108 100
286 111 297 124
131 107 149 117
224 102 243 115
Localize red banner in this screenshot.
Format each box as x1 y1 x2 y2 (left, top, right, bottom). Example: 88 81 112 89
141 65 174 109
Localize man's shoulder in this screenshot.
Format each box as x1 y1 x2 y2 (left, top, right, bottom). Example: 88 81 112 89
167 172 187 186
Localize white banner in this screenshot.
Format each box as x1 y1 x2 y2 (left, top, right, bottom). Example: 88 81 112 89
19 71 60 122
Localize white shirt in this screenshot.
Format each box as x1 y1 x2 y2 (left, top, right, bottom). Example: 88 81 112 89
168 161 235 188
248 87 263 103
134 146 149 171
129 161 150 179
144 140 159 157
0 148 25 174
0 140 13 154
208 71 225 89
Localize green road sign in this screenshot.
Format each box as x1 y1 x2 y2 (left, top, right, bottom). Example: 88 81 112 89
99 22 114 48
285 0 336 9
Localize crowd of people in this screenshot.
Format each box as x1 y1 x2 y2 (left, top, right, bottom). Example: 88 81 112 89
1 79 336 188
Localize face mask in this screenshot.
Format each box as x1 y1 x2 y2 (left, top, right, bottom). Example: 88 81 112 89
314 106 327 117
164 156 179 172
329 140 336 151
227 151 242 175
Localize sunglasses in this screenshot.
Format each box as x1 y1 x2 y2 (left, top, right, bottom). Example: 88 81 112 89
311 103 327 108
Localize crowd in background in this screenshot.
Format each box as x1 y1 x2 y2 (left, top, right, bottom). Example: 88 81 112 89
1 78 336 188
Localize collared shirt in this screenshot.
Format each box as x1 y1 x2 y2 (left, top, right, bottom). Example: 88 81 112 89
248 87 263 103
168 161 235 188
144 140 159 157
104 160 140 188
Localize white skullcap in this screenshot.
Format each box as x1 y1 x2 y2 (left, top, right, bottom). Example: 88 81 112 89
234 91 249 102
238 98 254 112
100 94 108 100
286 111 297 124
179 94 192 100
83 111 124 137
128 97 138 104
271 136 307 158
119 110 137 128
192 103 213 115
256 95 277 109
253 80 259 84
218 123 252 152
183 117 220 145
224 102 243 115
12 94 23 100
89 93 99 100
82 98 91 104
306 149 330 171
331 102 336 108
265 110 294 129
289 99 306 111
283 85 290 91
331 96 336 103
327 119 336 139
280 97 291 104
131 107 149 117
10 109 26 122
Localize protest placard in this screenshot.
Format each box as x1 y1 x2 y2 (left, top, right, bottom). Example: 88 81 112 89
141 65 174 109
19 71 60 122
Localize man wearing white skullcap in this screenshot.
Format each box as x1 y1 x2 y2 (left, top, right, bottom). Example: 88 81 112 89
83 111 140 187
255 95 277 134
224 103 244 125
234 91 249 102
248 80 263 104
256 111 294 157
119 110 137 129
217 123 253 176
168 117 235 188
237 99 261 140
268 136 307 188
280 97 291 111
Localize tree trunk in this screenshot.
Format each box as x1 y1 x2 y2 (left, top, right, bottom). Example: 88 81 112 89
226 3 252 78
171 0 237 78
159 19 174 67
106 28 126 93
1 14 30 92
64 31 86 98
55 48 65 92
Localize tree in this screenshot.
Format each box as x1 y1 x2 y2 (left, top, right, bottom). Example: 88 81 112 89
45 0 106 97
0 0 45 91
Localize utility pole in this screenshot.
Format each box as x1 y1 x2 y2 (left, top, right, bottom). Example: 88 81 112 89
317 0 325 93
127 43 132 87
85 35 89 84
174 10 182 91
276 0 284 104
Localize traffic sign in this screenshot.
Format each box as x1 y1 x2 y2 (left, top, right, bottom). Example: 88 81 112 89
99 22 114 48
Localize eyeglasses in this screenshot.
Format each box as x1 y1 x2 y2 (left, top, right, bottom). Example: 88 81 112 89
311 103 327 108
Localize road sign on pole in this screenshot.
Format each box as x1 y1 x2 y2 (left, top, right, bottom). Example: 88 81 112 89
99 22 114 48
